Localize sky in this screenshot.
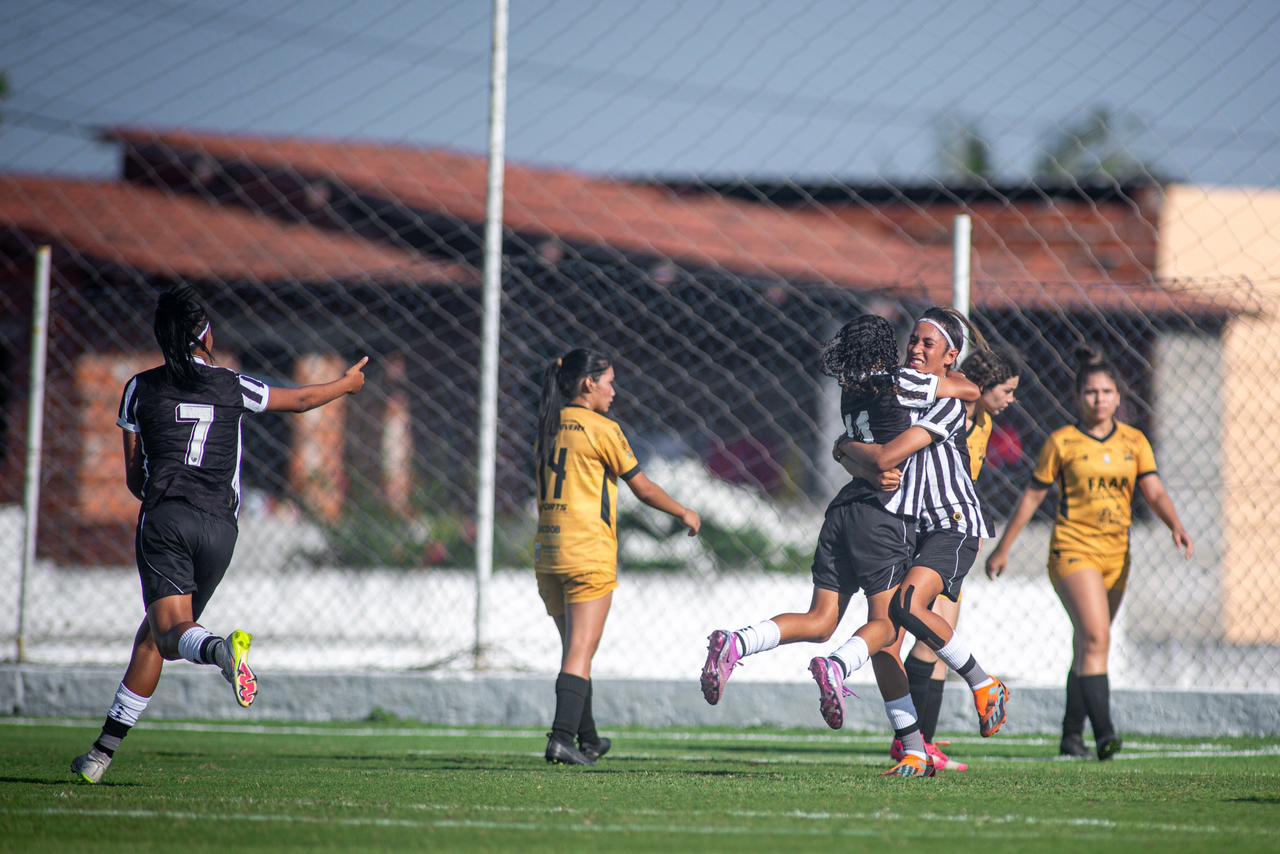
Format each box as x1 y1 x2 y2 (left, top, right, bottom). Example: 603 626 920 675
1 0 1278 186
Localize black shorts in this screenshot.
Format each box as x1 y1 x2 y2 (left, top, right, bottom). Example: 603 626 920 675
135 500 238 616
911 528 980 602
812 500 916 598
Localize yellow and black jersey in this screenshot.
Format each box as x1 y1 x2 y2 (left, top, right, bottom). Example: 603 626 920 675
534 405 640 573
966 408 993 481
1031 422 1158 558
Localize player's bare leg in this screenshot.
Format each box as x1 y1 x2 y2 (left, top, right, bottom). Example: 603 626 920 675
702 588 850 705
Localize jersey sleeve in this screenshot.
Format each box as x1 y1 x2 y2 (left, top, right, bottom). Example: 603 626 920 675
1134 430 1158 478
117 376 141 432
238 374 271 413
1031 434 1061 487
913 397 964 442
597 421 641 480
894 368 940 409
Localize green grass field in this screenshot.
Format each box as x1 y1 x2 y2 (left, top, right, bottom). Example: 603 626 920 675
2 718 1279 852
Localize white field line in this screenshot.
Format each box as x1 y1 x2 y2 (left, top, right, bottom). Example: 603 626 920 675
8 717 1271 754
0 804 1232 839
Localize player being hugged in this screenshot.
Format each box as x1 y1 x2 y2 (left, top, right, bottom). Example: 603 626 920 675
534 349 700 766
985 346 1193 760
71 285 367 784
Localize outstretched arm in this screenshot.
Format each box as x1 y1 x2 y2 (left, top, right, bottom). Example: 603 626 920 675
267 357 369 413
985 483 1050 579
625 472 701 536
1138 474 1194 559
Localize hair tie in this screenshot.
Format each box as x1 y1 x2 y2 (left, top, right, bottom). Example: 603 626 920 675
555 357 563 368
917 317 957 351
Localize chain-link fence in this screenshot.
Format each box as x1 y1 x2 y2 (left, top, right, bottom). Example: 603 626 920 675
2 2 1278 693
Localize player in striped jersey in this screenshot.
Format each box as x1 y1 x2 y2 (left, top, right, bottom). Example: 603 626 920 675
819 308 1011 775
986 347 1193 760
891 348 1020 771
72 285 368 784
700 313 979 779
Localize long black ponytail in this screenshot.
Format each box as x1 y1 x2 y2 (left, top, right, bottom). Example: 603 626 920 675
154 284 210 391
535 348 612 467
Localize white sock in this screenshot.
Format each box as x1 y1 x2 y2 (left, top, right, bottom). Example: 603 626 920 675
884 695 927 758
177 626 218 665
935 635 994 691
107 682 150 727
735 620 781 657
830 636 870 679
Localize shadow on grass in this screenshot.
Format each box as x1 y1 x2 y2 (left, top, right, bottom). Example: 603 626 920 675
1226 796 1280 805
0 776 141 788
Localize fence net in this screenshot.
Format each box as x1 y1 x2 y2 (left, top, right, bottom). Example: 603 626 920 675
1 1 1279 693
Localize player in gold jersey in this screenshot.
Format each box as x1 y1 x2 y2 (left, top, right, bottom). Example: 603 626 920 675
986 347 1193 760
893 348 1020 772
534 349 701 766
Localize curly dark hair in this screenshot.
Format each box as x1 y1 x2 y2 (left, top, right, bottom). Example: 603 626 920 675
961 348 1020 392
820 314 900 398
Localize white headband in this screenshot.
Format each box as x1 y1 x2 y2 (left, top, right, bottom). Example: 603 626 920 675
193 321 211 345
917 317 958 351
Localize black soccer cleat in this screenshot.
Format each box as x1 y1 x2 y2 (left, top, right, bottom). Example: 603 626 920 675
579 736 612 762
545 735 596 766
1059 733 1090 759
1096 733 1123 761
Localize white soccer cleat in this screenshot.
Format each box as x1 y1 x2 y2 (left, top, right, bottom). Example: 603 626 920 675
70 747 112 784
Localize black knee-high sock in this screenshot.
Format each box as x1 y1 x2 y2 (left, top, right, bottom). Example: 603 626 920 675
552 672 590 745
1078 674 1115 740
921 678 946 744
577 679 599 745
93 718 132 758
904 656 934 741
1063 670 1086 737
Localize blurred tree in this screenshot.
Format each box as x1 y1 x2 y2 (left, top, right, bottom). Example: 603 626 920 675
1035 106 1155 183
934 114 993 184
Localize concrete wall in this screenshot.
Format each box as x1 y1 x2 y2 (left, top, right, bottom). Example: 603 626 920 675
1159 183 1280 643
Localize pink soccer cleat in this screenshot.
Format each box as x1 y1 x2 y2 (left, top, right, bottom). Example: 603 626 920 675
700 630 742 705
809 657 855 729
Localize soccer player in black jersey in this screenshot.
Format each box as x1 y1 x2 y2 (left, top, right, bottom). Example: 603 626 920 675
71 285 367 784
700 314 978 777
820 308 1011 776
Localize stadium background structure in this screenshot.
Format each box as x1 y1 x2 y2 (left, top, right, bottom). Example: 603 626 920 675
2 2 1280 731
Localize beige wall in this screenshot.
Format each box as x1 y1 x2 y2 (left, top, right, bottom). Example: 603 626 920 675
1159 184 1280 643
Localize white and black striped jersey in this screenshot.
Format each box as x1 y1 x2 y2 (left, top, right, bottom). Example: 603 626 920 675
118 357 270 523
910 399 994 537
829 368 939 511
882 396 974 520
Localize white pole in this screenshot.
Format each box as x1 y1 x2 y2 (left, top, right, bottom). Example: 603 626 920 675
473 0 510 670
952 214 972 359
17 246 51 663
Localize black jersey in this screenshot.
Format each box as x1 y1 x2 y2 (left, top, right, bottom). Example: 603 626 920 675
829 368 939 511
117 357 270 523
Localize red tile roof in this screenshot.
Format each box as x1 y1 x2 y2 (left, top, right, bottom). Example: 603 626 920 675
106 127 954 289
102 127 1228 314
0 176 474 285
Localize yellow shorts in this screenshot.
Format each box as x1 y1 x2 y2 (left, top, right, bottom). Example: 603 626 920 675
535 566 618 617
1048 549 1131 593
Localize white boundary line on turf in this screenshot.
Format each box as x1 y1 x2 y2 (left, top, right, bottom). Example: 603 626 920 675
0 805 1233 839
10 717 1270 752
